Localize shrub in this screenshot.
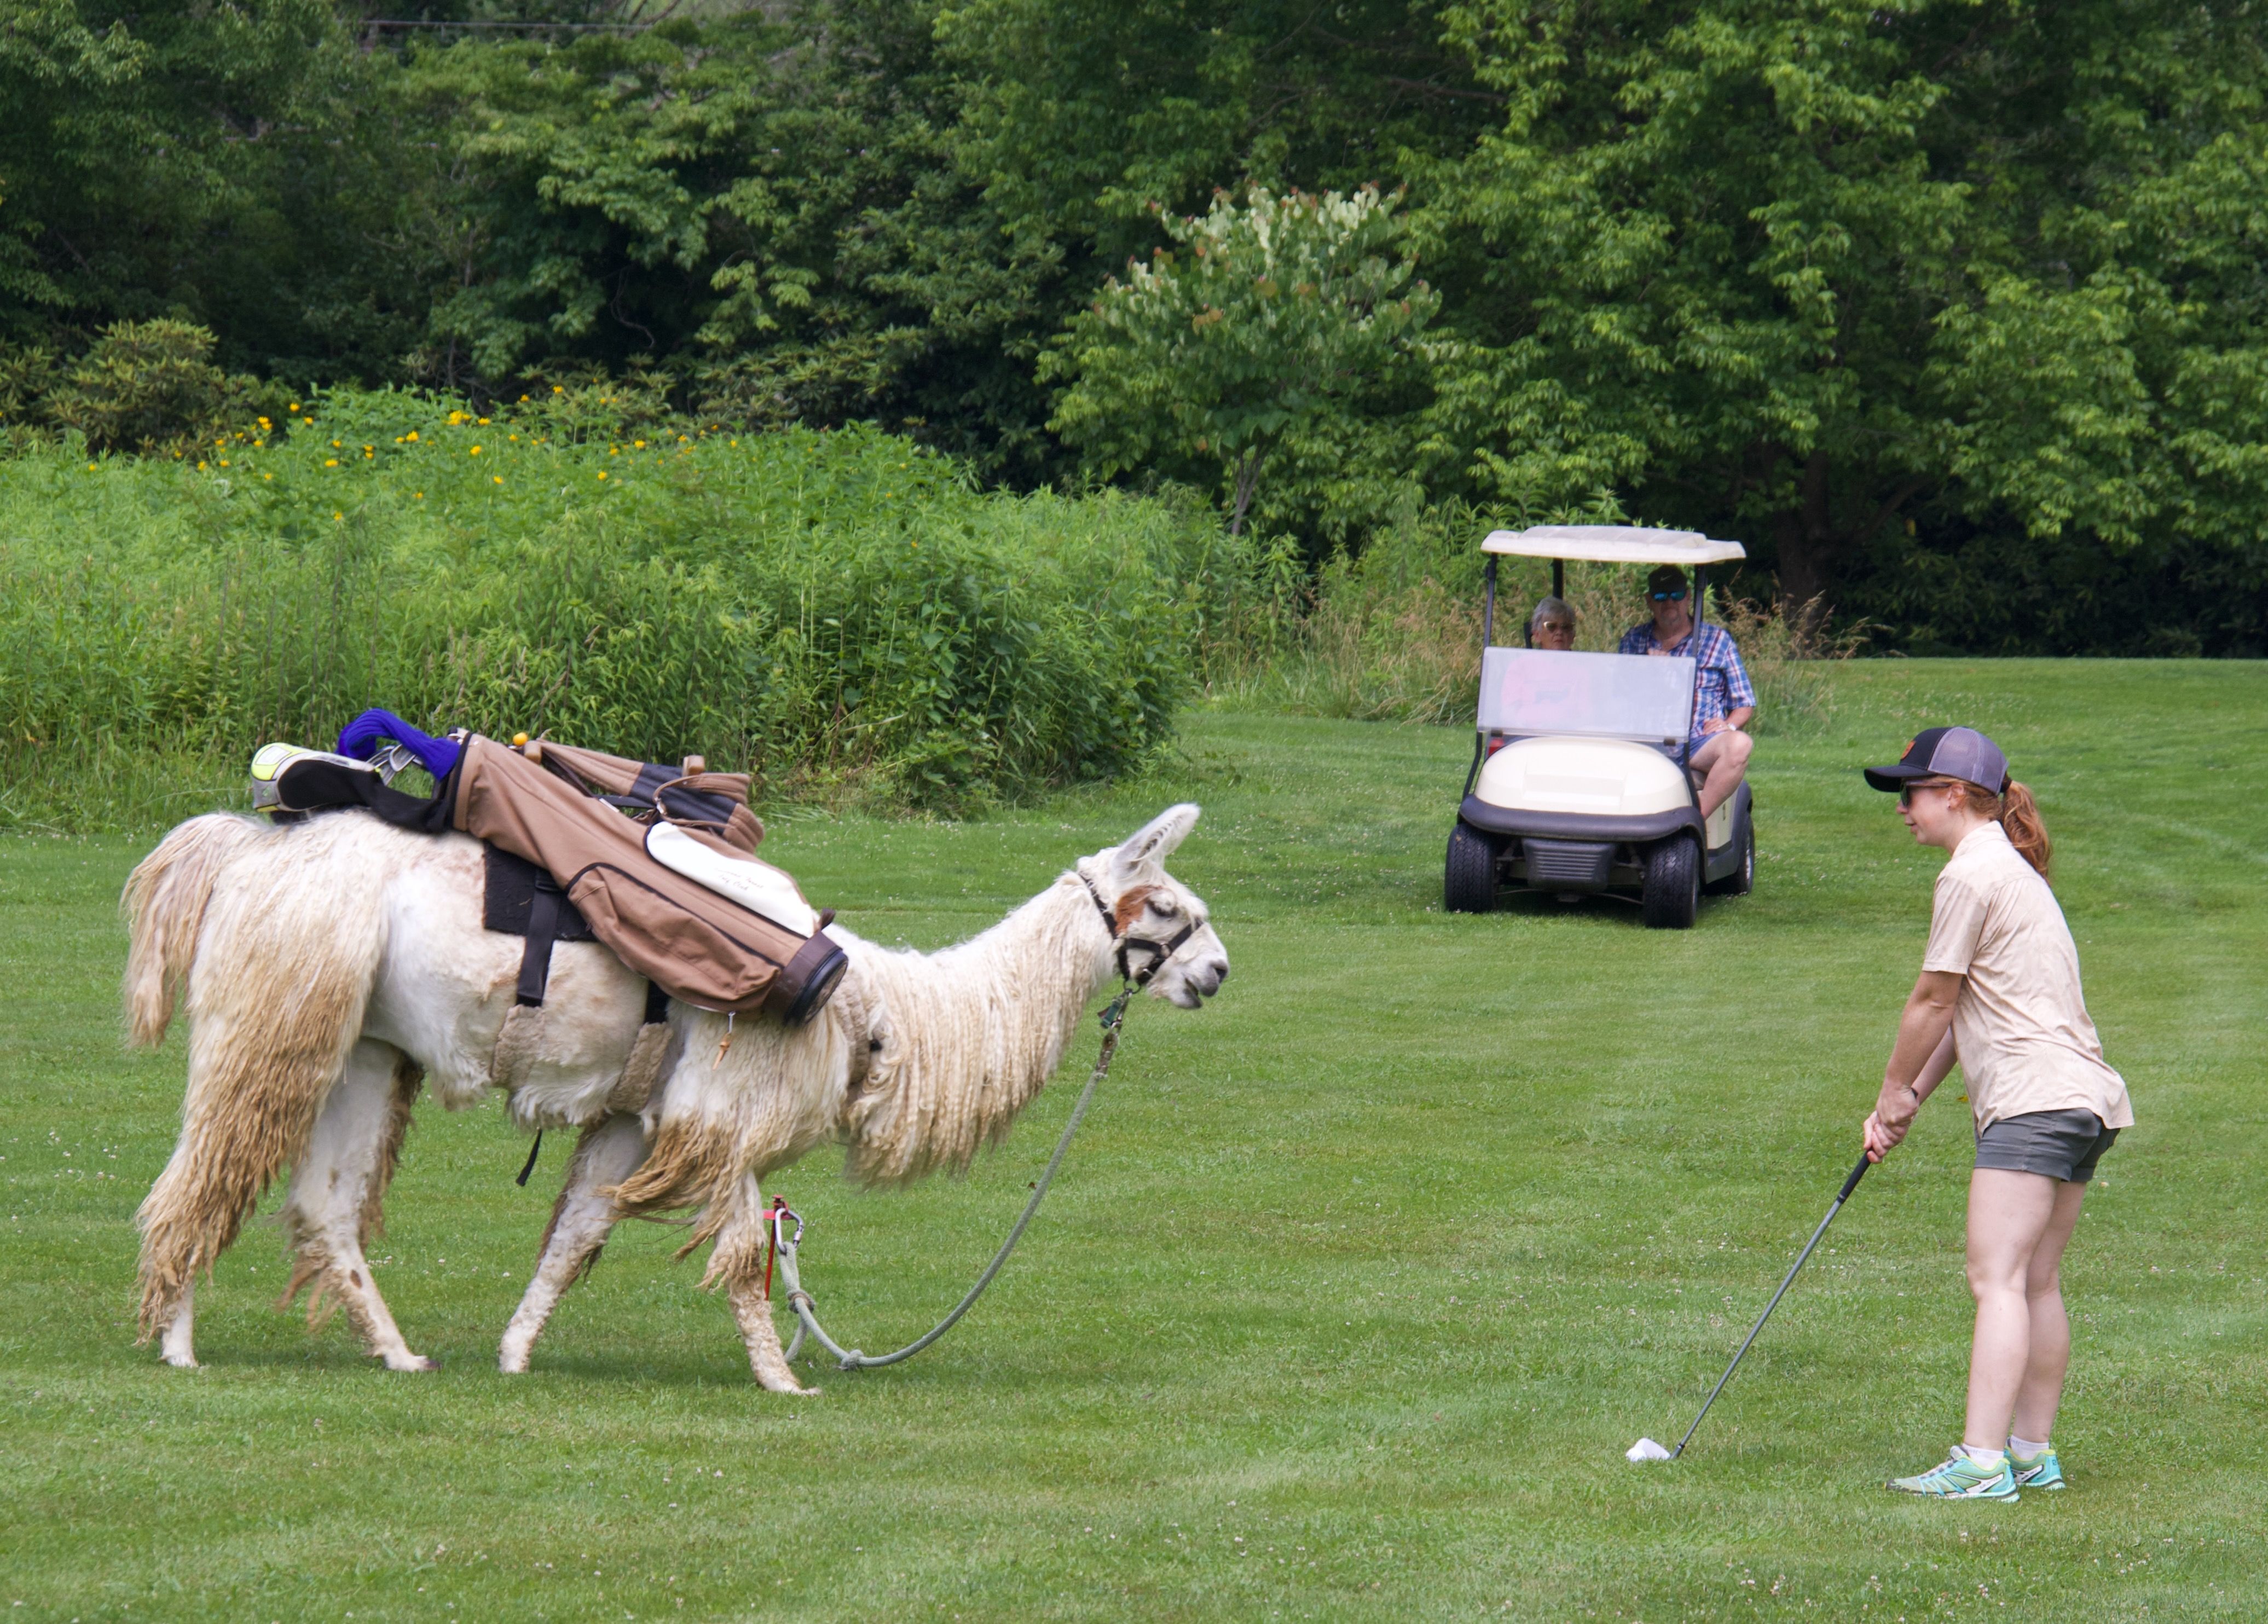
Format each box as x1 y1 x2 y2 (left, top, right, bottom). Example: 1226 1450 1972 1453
40 321 273 454
0 389 1240 830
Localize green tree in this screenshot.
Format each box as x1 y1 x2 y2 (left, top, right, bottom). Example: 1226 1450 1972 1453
1416 0 2268 621
1046 186 1437 536
0 0 401 378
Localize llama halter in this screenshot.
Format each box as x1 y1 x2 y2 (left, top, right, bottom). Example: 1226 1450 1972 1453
1075 865 1201 987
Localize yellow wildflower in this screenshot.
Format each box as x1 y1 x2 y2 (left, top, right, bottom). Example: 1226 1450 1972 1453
470 445 483 456
325 459 339 467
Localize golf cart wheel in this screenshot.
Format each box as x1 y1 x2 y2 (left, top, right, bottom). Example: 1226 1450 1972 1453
1705 815 1755 898
1641 834 1700 929
1444 822 1500 914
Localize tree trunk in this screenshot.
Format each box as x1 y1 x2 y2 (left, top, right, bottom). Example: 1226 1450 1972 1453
1773 448 1835 639
1228 447 1262 538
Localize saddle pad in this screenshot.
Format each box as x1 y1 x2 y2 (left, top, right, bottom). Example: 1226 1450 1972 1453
482 845 597 941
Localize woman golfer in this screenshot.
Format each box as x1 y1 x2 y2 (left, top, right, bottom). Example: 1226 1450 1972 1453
1860 727 2132 1501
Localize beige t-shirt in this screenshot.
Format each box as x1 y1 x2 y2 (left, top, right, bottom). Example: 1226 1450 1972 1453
1923 819 2133 1132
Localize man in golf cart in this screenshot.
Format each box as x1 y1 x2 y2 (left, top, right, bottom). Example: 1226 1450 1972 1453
1618 564 1755 819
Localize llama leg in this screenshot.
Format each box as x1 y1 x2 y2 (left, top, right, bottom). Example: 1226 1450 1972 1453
278 1039 435 1372
711 1174 815 1396
159 1279 199 1369
500 1113 648 1373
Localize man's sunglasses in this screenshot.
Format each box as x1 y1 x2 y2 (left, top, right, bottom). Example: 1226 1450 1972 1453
1897 778 1961 806
1650 589 1686 602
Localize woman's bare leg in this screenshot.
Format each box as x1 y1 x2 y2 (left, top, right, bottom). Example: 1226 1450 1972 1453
1963 1169 2060 1452
2012 1178 2089 1441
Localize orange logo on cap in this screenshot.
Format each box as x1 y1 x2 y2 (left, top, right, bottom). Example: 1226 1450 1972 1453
1903 737 1917 756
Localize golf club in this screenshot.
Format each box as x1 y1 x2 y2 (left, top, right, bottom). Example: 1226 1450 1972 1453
1627 1149 1873 1463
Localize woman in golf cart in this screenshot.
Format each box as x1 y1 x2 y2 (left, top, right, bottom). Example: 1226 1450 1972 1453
1529 597 1576 650
1617 565 1754 817
1859 727 2133 1502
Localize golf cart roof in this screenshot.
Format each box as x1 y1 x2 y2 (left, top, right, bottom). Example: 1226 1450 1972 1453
1482 525 1746 565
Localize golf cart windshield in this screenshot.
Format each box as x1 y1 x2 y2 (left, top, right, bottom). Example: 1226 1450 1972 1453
1471 523 1746 751
1478 648 1696 747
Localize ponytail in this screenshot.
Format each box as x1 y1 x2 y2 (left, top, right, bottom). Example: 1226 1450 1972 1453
1957 777 2051 876
1999 780 2051 877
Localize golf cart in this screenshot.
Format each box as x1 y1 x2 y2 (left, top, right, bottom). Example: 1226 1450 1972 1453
1445 525 1756 928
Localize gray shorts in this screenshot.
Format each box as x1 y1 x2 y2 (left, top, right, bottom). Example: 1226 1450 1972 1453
1975 1109 2118 1183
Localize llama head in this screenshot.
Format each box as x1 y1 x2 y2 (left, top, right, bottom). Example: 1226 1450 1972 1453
1091 804 1229 1009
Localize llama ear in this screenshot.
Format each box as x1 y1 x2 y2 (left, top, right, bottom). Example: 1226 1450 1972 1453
1113 804 1200 876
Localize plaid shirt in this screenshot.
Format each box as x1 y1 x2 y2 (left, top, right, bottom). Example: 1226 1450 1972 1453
1617 619 1756 742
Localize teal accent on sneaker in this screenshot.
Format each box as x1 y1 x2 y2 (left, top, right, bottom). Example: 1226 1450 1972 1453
1887 1451 2020 1501
2011 1448 2064 1490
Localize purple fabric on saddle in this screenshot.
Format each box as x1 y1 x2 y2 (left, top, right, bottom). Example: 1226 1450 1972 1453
336 708 461 782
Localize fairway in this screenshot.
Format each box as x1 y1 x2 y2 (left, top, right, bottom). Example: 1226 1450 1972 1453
2 661 2263 1620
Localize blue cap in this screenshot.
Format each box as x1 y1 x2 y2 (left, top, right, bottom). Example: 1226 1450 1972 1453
1863 726 2009 794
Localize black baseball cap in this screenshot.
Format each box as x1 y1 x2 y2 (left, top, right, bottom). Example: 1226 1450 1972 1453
1646 564 1687 596
1863 726 2009 794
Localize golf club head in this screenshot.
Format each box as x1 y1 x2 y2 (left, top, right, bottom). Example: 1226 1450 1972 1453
1625 1437 1674 1463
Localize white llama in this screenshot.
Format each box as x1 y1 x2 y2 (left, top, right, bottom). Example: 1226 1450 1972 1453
123 804 1226 1391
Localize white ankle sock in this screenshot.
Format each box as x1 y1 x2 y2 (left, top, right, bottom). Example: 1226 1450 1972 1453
1957 1444 2007 1469
2009 1436 2051 1460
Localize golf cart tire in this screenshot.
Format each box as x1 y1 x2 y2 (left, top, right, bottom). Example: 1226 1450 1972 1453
1705 811 1755 897
1641 834 1700 929
1444 822 1500 914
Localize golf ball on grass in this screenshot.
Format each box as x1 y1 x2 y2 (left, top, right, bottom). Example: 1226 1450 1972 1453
1626 1437 1673 1463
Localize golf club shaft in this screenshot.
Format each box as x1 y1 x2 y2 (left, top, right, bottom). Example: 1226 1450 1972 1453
1673 1152 1872 1458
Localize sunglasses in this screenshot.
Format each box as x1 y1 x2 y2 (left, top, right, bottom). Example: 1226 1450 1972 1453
1897 779 1961 806
1650 589 1686 602
1538 621 1572 634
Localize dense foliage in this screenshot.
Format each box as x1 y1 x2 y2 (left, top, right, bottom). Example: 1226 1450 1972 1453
3 0 2265 652
0 392 1237 827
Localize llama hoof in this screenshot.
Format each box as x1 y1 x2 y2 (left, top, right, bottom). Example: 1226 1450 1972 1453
498 1350 530 1375
381 1351 439 1373
161 1350 200 1371
755 1367 819 1397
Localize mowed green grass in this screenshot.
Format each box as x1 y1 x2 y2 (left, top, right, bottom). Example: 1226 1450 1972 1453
2 661 2263 1622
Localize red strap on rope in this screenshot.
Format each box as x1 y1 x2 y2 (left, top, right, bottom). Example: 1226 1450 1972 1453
763 1195 794 1299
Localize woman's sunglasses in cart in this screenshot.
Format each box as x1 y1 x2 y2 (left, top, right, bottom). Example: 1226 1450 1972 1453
1897 778 1963 807
1650 589 1687 602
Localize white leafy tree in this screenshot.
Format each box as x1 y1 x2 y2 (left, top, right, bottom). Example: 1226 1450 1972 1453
1046 186 1437 535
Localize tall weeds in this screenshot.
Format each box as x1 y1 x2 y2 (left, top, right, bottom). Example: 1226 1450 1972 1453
0 391 1236 830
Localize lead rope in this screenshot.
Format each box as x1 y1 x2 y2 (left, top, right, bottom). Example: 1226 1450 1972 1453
771 980 1137 1371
